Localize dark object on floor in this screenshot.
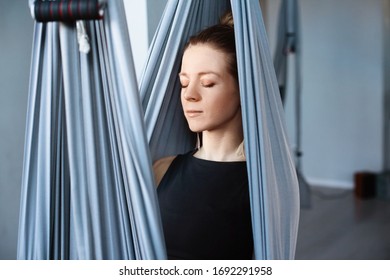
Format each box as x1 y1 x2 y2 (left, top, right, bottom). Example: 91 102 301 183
354 171 376 199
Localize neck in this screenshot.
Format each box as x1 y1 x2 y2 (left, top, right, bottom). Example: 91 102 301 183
194 127 245 162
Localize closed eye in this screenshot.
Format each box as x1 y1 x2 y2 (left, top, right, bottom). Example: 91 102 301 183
201 83 215 88
179 79 189 88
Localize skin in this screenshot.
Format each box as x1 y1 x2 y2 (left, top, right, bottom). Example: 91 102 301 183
153 43 244 186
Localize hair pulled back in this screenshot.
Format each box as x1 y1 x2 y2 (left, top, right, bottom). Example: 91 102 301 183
184 11 237 82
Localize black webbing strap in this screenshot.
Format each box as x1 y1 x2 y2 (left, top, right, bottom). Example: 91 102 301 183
34 0 104 22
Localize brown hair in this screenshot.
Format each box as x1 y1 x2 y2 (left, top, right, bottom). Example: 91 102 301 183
183 11 237 82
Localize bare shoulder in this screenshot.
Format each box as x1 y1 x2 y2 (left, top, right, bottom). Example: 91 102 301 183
153 156 176 187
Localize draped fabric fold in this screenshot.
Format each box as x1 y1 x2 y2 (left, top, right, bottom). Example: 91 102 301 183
140 0 300 259
18 0 166 260
273 0 310 208
232 0 299 259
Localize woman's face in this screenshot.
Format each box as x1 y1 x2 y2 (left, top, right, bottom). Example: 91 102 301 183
179 44 241 133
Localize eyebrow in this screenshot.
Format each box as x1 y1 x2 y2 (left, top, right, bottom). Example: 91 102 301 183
178 71 221 78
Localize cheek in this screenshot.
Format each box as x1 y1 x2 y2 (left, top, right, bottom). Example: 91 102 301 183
207 93 240 116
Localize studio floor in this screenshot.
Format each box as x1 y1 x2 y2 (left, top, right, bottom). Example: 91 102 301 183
295 186 390 260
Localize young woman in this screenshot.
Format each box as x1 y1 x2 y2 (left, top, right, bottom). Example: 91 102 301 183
153 12 253 260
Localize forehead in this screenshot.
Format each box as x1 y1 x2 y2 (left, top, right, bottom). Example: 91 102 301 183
181 44 229 74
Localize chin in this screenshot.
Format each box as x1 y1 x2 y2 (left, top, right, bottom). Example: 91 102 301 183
187 124 205 133
188 127 203 133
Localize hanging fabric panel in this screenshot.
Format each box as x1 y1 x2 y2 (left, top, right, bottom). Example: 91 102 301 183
273 0 310 208
232 0 299 260
18 0 166 260
140 0 300 259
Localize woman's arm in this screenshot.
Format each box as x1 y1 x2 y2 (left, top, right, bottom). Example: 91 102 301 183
152 156 176 187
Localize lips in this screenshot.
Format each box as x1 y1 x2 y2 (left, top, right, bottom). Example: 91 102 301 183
185 110 203 117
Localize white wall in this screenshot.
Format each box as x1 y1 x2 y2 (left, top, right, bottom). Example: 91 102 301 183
124 0 167 79
0 1 33 259
124 0 149 79
265 0 384 188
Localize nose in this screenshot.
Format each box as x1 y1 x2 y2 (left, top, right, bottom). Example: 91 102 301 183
183 84 200 102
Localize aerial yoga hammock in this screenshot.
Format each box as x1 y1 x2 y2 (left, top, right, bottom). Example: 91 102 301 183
273 0 310 208
17 0 299 260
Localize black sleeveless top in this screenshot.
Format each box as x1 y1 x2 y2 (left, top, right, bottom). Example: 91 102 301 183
157 151 253 260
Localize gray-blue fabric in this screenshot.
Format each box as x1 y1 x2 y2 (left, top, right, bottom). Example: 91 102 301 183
232 0 299 260
140 0 300 259
273 0 310 208
18 0 166 259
